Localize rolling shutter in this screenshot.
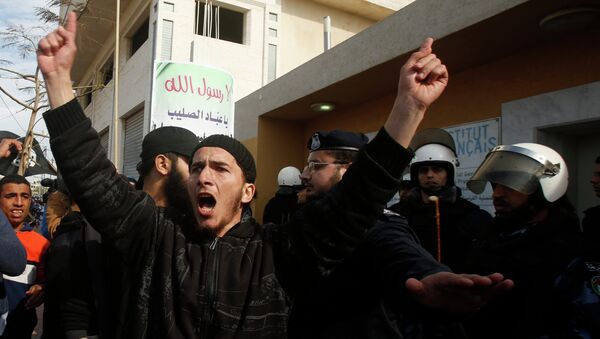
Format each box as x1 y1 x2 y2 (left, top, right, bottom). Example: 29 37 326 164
99 129 109 153
122 110 144 178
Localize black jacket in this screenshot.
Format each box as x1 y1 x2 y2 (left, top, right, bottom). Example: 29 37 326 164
262 190 299 224
44 99 409 338
42 211 109 338
582 205 600 256
463 206 583 338
288 209 448 338
582 204 600 233
390 187 492 273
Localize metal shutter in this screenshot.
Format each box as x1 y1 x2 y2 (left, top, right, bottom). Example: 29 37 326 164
122 110 144 178
99 129 109 153
161 19 173 60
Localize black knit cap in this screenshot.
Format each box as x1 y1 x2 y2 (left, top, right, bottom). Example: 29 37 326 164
191 134 256 183
307 130 369 152
140 126 199 162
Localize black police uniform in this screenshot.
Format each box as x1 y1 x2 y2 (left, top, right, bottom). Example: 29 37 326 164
262 187 300 224
390 186 492 273
288 209 448 338
463 205 583 338
289 130 449 338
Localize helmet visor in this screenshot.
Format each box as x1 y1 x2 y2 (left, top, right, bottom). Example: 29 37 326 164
467 148 552 195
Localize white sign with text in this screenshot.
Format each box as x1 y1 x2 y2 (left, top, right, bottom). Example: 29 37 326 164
445 118 500 214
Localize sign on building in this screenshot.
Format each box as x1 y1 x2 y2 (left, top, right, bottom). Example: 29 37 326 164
150 61 234 138
445 118 500 214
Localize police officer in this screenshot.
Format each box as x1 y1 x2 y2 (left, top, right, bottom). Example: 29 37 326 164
290 129 458 338
262 166 302 224
464 143 583 338
390 128 492 272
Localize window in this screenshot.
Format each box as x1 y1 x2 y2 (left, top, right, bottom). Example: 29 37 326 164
102 56 114 86
194 1 244 44
161 19 173 60
163 2 174 12
268 44 277 82
99 128 109 153
268 28 277 37
269 12 278 22
130 18 149 56
122 110 144 178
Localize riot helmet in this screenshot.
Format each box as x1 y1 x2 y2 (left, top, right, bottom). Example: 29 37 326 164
467 143 568 203
277 166 301 187
409 128 459 187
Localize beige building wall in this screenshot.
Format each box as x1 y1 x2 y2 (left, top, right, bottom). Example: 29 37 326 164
248 19 600 222
279 0 375 77
298 29 600 136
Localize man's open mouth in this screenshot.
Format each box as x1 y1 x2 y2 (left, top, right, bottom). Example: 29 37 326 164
9 209 23 217
197 193 216 216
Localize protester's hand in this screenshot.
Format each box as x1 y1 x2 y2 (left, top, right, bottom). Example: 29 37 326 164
37 11 77 80
0 139 22 159
25 284 45 309
385 38 449 147
397 38 448 112
405 272 513 313
37 11 77 108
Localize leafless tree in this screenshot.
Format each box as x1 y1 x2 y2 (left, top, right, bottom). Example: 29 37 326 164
0 1 90 175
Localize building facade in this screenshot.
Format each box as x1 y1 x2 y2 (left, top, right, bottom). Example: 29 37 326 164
65 0 402 177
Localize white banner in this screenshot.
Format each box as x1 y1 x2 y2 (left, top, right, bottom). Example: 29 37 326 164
150 61 234 138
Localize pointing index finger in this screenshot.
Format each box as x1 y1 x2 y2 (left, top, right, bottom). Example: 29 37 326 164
419 37 433 53
64 11 77 35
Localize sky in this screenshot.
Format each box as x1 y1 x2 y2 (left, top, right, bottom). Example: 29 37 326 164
0 0 59 164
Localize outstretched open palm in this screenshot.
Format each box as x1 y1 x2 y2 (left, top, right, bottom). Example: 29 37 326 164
406 272 513 313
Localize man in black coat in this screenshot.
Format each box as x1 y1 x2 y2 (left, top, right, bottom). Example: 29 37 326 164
263 166 302 224
464 143 583 338
290 129 472 338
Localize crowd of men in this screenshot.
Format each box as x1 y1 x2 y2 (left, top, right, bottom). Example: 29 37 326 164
0 11 598 338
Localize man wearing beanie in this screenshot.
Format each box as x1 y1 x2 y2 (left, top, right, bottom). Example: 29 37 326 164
136 126 198 213
39 15 511 338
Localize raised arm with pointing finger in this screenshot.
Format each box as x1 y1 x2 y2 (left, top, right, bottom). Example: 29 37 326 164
385 37 448 147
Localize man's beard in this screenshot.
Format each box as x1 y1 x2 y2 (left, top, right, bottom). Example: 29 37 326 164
494 199 536 225
304 171 342 203
165 169 193 216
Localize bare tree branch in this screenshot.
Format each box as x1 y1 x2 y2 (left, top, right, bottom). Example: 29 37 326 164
0 67 36 81
2 0 107 173
0 85 34 110
0 24 47 60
